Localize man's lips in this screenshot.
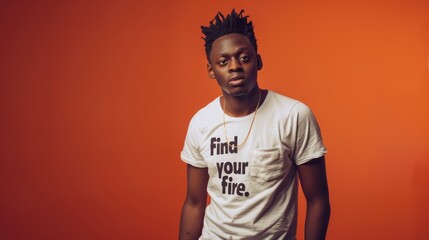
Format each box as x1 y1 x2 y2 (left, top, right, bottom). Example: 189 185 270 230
229 76 245 86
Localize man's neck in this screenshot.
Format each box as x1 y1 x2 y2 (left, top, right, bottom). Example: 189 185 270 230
222 87 267 117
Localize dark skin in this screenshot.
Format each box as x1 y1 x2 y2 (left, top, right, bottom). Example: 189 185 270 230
207 33 265 117
179 33 330 240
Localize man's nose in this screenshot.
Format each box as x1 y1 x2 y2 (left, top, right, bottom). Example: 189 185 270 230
228 58 243 72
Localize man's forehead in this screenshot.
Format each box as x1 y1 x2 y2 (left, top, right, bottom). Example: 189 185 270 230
213 33 251 45
211 33 254 55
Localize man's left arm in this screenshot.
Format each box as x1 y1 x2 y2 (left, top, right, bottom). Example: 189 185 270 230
297 156 331 240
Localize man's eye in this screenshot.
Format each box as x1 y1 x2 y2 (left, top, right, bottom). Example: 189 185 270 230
240 56 249 61
219 60 227 66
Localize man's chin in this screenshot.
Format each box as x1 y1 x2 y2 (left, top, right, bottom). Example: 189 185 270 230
225 85 258 97
226 89 249 97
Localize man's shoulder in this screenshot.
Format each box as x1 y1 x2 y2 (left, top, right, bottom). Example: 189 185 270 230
266 90 302 111
268 90 299 104
269 91 317 121
195 96 220 115
187 96 221 126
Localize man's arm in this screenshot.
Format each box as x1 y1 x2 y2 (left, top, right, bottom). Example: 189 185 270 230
297 156 331 240
179 164 209 240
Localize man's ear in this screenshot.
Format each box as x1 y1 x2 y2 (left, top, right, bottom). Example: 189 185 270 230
257 54 263 70
207 63 216 79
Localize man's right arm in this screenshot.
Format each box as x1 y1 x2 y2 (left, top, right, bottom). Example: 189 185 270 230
179 164 209 240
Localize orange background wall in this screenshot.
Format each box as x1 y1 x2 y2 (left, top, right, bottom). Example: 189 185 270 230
1 1 428 239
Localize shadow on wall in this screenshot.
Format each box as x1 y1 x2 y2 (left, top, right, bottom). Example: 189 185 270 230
414 158 429 238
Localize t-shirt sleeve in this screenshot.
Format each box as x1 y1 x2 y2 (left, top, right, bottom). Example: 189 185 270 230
180 117 207 168
291 102 327 165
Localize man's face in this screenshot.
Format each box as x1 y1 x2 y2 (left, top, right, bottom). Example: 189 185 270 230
208 33 262 97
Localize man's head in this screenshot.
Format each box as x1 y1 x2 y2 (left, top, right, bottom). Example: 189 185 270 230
201 9 258 61
202 9 263 97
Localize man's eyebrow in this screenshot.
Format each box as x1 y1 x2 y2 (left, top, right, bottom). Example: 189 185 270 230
216 47 251 58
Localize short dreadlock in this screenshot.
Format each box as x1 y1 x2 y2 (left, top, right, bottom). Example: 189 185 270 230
201 9 258 61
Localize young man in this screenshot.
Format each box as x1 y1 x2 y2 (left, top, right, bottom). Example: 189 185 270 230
179 9 330 240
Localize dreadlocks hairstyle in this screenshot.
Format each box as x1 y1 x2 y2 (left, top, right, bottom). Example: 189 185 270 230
201 9 258 61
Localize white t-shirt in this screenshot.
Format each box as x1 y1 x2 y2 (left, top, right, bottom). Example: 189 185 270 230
181 90 327 240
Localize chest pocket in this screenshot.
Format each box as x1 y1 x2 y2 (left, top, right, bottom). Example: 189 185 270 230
250 148 289 182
